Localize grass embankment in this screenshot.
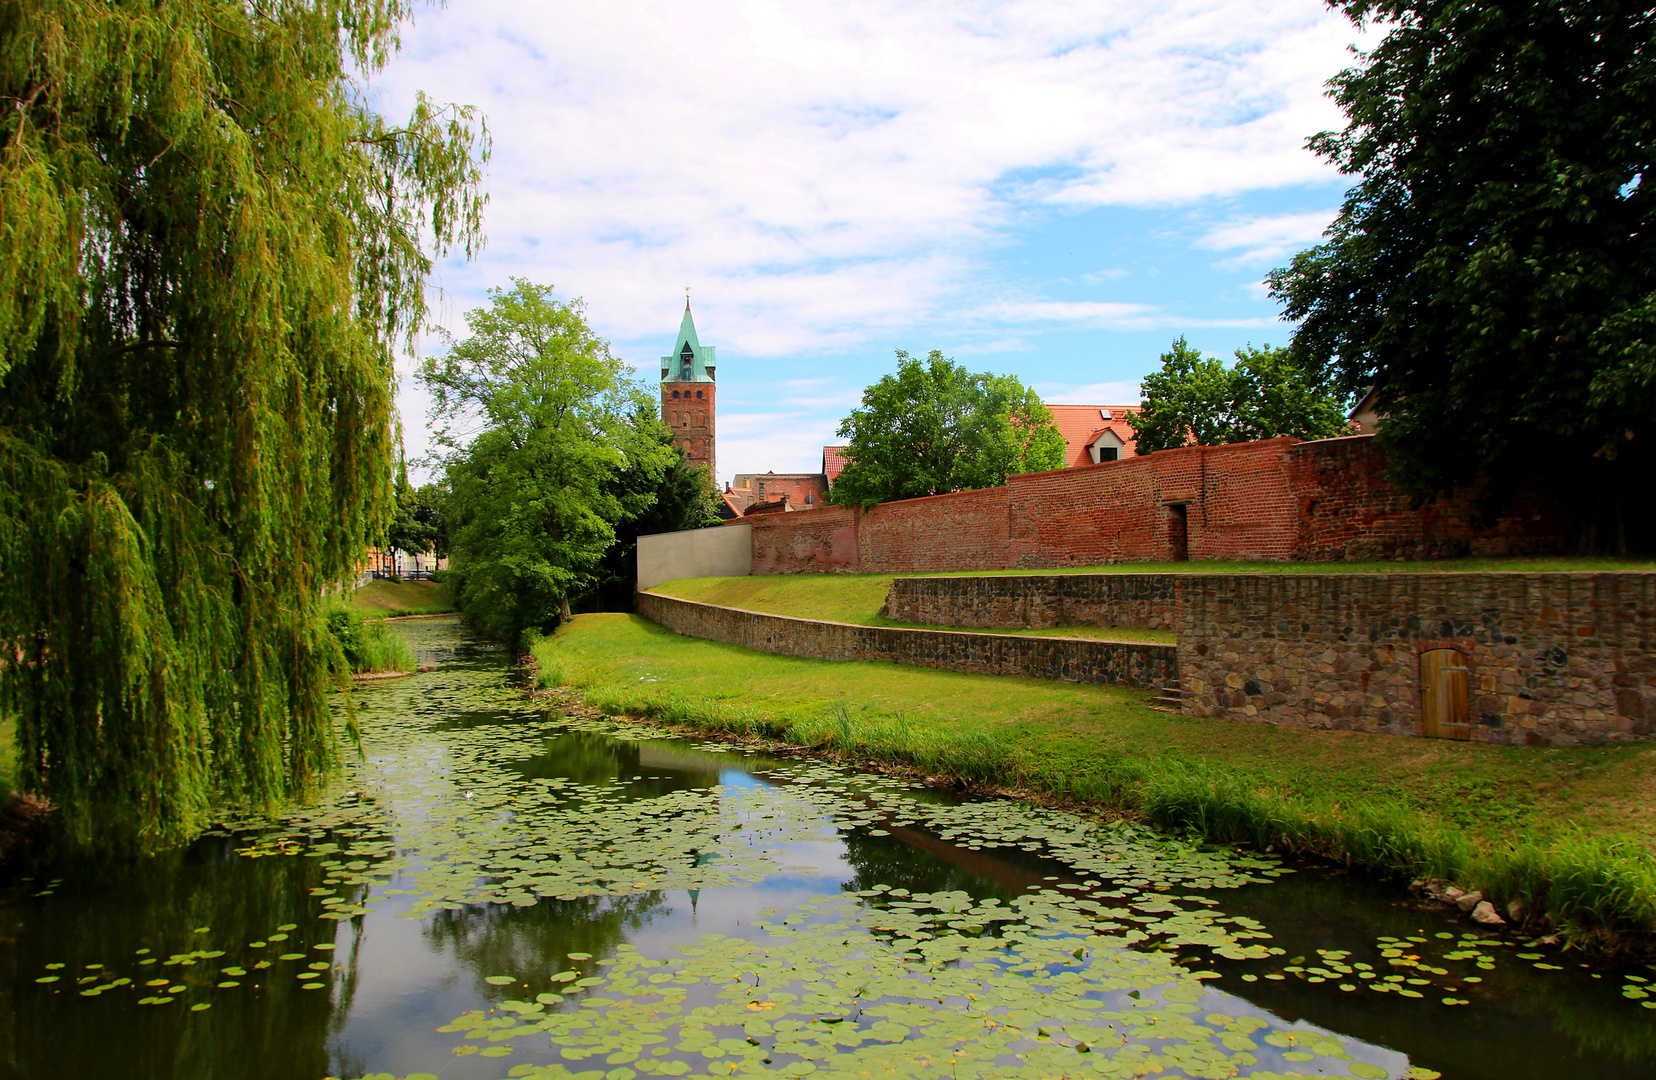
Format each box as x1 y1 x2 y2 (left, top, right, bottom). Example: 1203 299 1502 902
650 575 1172 644
346 578 457 617
648 556 1653 646
536 613 1656 952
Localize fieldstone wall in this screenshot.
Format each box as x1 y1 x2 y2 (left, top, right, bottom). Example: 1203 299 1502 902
1175 572 1656 745
884 574 1176 630
637 592 1176 689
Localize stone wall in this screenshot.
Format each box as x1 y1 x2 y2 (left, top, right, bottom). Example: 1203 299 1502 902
1175 572 1656 745
885 574 1177 630
637 592 1176 689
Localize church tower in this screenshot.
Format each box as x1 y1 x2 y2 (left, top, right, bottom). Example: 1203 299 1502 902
661 300 717 482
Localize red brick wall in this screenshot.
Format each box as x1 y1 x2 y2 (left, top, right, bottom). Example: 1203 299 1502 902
663 382 716 479
751 504 859 574
1287 436 1567 560
749 435 1567 575
857 487 1013 573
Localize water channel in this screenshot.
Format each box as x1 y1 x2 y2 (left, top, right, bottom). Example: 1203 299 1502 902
2 617 1653 1079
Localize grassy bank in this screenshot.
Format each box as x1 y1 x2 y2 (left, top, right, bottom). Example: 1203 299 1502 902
649 575 1173 643
535 612 1656 952
649 555 1652 643
346 578 456 617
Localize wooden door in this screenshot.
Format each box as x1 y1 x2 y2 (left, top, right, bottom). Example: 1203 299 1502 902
1419 649 1472 740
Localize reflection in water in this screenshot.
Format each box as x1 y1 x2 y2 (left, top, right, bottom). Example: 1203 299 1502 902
0 616 1650 1080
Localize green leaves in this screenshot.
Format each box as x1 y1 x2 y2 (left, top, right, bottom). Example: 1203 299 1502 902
829 350 1066 507
1126 337 1351 455
1269 0 1656 524
0 0 488 851
420 281 682 645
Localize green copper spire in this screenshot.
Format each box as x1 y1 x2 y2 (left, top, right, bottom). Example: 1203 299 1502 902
660 300 716 382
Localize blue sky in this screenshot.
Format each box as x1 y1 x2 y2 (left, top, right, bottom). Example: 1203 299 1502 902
377 0 1373 485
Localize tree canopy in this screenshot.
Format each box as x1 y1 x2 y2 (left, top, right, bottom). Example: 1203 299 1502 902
829 350 1065 507
1268 0 1655 545
0 0 486 850
421 281 691 645
1127 338 1351 455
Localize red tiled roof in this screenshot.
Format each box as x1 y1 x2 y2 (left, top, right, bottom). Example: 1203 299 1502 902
1045 404 1141 468
822 446 850 483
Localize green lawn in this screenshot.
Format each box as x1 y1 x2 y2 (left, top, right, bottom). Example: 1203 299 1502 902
0 712 14 797
648 575 1173 643
537 613 1656 948
346 578 457 617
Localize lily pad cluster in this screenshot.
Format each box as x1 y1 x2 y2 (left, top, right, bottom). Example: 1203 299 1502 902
422 892 1420 1080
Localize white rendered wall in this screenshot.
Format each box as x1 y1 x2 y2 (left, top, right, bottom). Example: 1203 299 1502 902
636 522 753 592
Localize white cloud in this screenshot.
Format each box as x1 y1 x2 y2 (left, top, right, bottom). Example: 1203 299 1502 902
1198 209 1338 267
715 409 844 482
373 0 1367 355
371 1 1373 472
1038 378 1145 405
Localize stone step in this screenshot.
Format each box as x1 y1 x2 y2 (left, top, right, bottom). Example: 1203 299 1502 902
1149 679 1188 710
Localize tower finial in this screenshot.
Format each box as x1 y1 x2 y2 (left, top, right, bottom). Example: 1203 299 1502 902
685 283 691 310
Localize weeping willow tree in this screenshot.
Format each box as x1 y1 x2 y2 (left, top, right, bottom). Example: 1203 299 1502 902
0 0 487 851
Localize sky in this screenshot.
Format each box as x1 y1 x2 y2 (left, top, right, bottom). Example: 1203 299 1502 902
374 0 1376 487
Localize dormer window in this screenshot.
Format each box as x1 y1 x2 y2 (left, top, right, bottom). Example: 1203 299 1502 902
1088 429 1126 464
680 343 693 362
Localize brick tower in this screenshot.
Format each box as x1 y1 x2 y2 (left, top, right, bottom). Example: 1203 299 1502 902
660 300 717 483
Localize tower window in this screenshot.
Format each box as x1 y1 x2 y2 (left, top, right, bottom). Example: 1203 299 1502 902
696 390 703 399
671 390 680 399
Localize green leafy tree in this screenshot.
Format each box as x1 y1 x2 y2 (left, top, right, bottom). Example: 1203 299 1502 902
422 281 676 645
579 411 722 612
386 480 442 565
0 0 486 849
1267 0 1656 547
1127 337 1351 454
829 350 1065 506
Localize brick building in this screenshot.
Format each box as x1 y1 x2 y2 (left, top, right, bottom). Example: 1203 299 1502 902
1046 404 1142 466
660 301 716 480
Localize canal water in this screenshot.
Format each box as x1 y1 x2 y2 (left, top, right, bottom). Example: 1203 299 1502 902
2 617 1652 1079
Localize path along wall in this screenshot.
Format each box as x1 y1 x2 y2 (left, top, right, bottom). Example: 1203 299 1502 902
1176 572 1656 745
885 574 1177 631
749 434 1568 575
636 592 1175 689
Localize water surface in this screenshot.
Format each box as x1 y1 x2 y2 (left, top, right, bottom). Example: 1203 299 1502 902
2 617 1652 1079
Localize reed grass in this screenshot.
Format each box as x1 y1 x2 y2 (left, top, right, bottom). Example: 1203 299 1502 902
325 607 417 674
536 612 1656 952
0 712 15 796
